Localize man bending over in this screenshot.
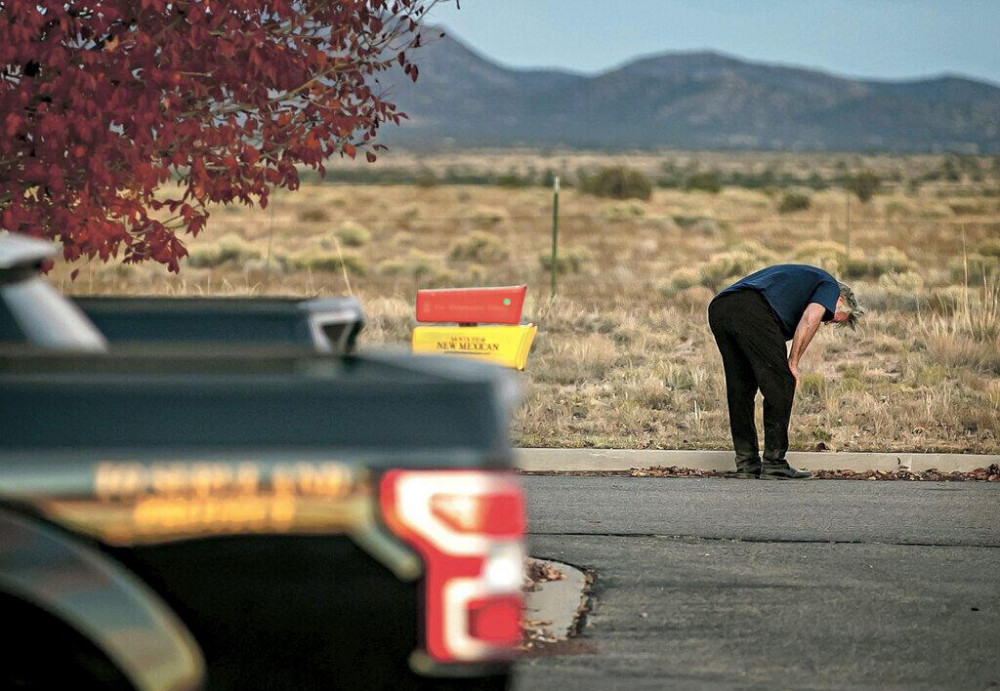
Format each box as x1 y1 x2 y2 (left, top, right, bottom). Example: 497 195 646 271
708 264 863 479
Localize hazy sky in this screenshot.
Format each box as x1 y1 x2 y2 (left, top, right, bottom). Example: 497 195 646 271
426 0 1000 85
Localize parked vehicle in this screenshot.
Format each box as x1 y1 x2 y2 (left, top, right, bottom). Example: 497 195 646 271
0 236 363 354
0 235 525 690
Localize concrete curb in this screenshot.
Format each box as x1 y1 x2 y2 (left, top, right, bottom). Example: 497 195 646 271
515 448 999 474
524 558 589 640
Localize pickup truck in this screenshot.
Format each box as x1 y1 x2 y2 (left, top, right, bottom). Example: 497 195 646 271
0 235 525 690
0 243 363 354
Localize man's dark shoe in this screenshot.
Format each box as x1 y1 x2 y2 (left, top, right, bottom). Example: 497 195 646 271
726 458 761 479
759 460 813 480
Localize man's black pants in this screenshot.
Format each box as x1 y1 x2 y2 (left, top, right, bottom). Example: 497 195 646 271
708 290 795 463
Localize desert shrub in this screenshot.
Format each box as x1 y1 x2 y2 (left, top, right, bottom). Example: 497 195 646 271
674 285 715 311
871 248 915 275
581 166 653 201
377 250 438 280
916 204 952 219
798 373 826 397
695 219 724 235
976 239 1000 258
684 171 722 194
263 252 302 274
334 221 371 248
390 231 415 248
842 257 870 278
240 257 270 274
948 253 1000 285
777 191 811 214
697 242 777 290
837 377 867 393
601 202 646 222
950 202 988 216
660 362 698 391
698 253 756 290
671 214 718 232
415 166 438 187
906 364 949 388
793 241 846 274
539 247 593 274
187 234 261 268
396 203 423 225
842 247 914 279
496 169 530 188
448 231 509 265
884 199 918 218
364 297 414 344
668 267 701 291
297 205 330 223
924 324 1000 373
468 206 509 228
211 234 261 265
532 333 618 385
880 270 924 292
862 272 925 312
292 249 367 276
929 285 969 313
846 169 881 203
377 259 411 278
672 215 700 229
463 264 490 283
631 376 675 411
424 268 460 288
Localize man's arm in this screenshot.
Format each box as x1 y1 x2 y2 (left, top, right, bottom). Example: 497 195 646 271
787 302 827 387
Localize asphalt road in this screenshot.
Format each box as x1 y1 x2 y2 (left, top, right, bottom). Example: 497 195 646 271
513 477 1000 691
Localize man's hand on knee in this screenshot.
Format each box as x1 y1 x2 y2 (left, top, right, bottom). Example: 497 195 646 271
788 360 799 389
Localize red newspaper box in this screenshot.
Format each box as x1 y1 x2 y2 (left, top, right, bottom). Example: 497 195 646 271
416 285 527 325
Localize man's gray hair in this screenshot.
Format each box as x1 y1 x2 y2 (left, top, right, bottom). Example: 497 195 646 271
837 281 865 330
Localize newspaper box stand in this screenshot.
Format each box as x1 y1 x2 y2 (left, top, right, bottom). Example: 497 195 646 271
411 285 537 370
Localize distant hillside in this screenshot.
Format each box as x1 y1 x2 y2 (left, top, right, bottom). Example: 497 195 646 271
377 31 1000 152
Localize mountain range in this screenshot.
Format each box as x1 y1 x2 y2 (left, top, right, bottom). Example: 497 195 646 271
377 30 1000 152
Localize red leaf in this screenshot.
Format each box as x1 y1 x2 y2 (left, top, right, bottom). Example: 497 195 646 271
0 0 425 272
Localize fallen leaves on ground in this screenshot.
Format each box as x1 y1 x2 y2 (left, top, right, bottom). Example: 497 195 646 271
522 558 566 592
811 465 1000 481
629 466 723 478
521 560 565 649
521 559 593 656
531 560 567 584
520 625 561 652
522 463 1000 481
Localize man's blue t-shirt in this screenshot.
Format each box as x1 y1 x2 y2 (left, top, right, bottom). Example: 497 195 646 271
715 264 840 339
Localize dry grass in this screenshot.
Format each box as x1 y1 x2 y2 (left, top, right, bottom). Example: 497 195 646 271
51 151 1000 454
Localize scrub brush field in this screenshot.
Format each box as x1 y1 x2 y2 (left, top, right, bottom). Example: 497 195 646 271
52 151 1000 454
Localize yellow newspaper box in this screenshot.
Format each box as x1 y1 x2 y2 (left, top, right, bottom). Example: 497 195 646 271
411 286 536 370
411 324 537 370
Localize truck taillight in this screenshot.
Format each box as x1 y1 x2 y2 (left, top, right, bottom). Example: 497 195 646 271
380 471 526 664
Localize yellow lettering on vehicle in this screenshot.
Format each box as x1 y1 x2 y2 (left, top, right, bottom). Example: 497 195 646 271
69 460 368 544
132 495 297 534
95 463 145 499
94 461 354 500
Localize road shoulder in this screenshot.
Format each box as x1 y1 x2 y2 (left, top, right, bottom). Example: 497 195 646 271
516 448 1000 473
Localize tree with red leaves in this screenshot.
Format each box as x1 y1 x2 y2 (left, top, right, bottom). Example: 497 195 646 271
0 0 435 272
